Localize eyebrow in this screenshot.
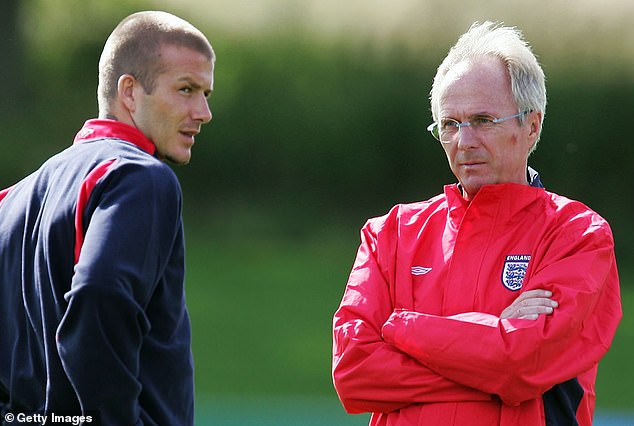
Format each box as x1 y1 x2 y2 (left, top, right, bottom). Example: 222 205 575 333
440 111 496 120
177 76 213 96
178 77 202 89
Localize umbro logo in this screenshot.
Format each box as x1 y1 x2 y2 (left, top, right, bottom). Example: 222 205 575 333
411 266 432 275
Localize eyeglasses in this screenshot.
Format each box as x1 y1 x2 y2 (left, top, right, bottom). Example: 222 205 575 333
427 110 531 143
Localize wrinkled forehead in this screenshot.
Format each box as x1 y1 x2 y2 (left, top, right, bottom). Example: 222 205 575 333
437 57 515 117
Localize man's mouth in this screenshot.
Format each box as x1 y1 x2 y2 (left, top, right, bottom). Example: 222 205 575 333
461 161 485 167
180 129 199 141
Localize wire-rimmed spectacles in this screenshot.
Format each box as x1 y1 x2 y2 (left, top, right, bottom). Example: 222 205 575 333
427 110 531 143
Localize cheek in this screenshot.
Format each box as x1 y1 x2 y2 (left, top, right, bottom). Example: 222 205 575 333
441 143 451 157
442 145 457 168
490 134 518 158
504 140 528 163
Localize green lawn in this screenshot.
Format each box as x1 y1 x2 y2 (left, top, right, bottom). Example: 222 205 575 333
595 279 634 409
186 225 359 398
184 224 633 416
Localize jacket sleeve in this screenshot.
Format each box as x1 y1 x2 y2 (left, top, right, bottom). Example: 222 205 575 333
56 162 182 424
333 218 491 414
381 212 622 406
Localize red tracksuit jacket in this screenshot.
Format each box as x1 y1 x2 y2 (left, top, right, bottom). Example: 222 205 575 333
332 183 621 426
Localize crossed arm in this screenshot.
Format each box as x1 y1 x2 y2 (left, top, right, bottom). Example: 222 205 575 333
333 285 557 413
333 219 620 413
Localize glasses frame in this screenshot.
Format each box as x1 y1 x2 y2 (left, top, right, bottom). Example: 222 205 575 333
427 110 531 143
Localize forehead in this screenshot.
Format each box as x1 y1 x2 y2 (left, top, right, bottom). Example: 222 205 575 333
156 44 214 86
437 56 515 116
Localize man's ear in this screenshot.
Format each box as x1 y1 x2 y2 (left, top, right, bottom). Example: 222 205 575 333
117 74 138 112
528 111 543 143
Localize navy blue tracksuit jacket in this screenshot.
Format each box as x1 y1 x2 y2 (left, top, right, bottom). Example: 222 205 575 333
0 119 194 425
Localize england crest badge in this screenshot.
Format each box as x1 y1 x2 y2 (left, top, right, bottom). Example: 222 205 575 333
501 255 531 291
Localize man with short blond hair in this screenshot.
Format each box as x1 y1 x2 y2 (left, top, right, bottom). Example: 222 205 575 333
0 11 215 425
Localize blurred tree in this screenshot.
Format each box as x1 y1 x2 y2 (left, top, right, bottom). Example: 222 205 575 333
0 0 28 118
0 1 632 263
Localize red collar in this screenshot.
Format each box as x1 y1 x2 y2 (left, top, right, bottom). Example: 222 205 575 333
73 119 156 156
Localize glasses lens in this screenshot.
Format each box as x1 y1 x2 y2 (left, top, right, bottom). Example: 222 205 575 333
439 120 460 142
432 126 441 141
427 123 440 141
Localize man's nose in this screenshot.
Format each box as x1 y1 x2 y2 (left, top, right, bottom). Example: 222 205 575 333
456 124 479 148
194 96 212 124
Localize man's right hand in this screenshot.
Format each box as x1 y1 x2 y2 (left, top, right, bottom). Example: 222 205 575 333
500 289 558 320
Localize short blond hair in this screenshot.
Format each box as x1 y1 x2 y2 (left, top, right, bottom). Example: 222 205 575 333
97 11 214 114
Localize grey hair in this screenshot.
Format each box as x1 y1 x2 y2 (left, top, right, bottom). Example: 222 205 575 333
430 21 547 151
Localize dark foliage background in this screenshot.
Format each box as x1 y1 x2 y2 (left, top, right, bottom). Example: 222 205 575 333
1 1 632 421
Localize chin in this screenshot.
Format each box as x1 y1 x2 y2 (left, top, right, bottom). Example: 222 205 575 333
460 178 488 199
164 154 191 166
162 147 192 165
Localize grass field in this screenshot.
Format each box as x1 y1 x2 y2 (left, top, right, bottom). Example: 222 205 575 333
184 219 633 424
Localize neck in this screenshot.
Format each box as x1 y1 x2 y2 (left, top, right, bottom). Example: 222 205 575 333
100 103 136 129
100 113 119 121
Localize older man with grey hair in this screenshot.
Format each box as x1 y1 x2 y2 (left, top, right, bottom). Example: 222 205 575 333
333 21 621 426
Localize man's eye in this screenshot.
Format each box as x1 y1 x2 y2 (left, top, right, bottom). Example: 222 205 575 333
441 120 459 131
180 87 193 94
472 116 495 127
